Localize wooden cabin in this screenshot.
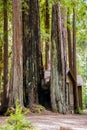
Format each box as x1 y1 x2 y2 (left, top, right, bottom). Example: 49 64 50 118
77 75 84 109
43 70 84 112
44 69 75 113
66 69 75 113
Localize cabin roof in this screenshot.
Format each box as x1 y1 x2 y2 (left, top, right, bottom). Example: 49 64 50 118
44 69 84 86
77 75 84 86
66 69 76 82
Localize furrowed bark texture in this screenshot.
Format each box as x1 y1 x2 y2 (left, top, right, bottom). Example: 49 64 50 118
51 3 66 114
61 8 67 112
9 0 23 107
23 0 41 108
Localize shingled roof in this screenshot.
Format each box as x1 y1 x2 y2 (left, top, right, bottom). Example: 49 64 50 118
77 75 84 86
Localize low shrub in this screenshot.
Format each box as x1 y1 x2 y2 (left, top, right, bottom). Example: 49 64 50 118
76 107 84 114
0 101 34 130
31 104 45 114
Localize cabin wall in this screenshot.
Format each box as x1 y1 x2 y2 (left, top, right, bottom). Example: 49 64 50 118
66 75 74 113
78 86 82 109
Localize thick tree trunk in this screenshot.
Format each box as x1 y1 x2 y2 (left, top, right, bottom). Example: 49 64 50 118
9 0 23 107
51 3 66 114
22 0 30 107
23 0 41 108
73 7 78 111
0 0 9 113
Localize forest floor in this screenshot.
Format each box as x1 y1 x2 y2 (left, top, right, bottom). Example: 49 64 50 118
0 110 87 130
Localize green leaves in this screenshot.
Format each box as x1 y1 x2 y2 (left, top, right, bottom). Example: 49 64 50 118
0 100 34 130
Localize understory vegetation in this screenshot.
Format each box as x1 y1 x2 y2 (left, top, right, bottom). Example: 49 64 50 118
0 101 34 130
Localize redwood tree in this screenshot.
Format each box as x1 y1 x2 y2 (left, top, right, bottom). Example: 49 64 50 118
23 0 41 108
67 10 73 71
0 0 9 113
45 0 50 70
9 0 23 107
51 2 66 113
72 6 78 111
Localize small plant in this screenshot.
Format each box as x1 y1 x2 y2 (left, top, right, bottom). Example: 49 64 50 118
31 104 45 114
0 101 34 130
76 107 84 114
5 107 15 116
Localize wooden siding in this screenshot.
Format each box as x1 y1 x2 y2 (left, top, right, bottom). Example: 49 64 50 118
66 74 74 113
78 86 82 109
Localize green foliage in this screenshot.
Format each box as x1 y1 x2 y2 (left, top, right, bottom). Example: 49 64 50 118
82 86 87 109
40 0 52 40
0 101 34 130
76 107 84 114
31 104 45 114
5 105 30 116
21 0 29 13
76 0 87 42
75 1 87 109
61 0 73 8
5 107 15 116
0 62 3 70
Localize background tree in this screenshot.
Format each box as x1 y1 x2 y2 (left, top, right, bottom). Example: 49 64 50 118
0 0 3 89
45 0 50 70
76 0 87 109
67 9 73 70
72 4 79 111
0 0 9 113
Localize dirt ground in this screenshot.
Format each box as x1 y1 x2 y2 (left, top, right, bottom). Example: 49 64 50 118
0 110 87 130
27 110 87 130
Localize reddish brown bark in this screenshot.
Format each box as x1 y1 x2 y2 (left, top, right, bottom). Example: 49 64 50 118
9 0 23 107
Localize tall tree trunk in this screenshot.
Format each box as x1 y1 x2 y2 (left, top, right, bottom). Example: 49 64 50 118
72 7 78 111
45 0 50 70
0 0 9 113
23 0 41 108
9 0 23 107
0 46 2 89
51 3 66 114
22 0 30 107
61 8 67 112
67 10 73 71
